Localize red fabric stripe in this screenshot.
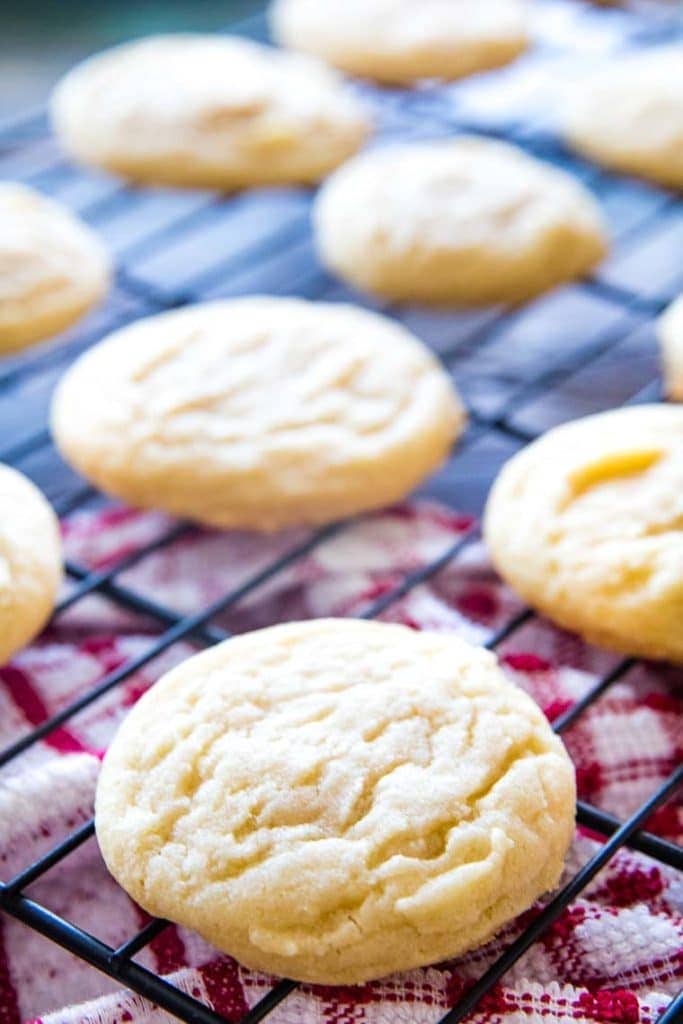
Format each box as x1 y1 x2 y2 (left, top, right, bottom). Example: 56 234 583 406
0 665 87 756
201 958 249 1020
574 988 640 1023
0 919 20 1024
129 907 186 980
150 925 186 975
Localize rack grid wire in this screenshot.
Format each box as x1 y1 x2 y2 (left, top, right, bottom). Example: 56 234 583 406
0 2 682 1022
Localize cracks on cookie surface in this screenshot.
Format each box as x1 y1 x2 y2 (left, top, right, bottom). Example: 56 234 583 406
114 316 424 452
642 512 683 537
365 819 455 871
143 701 545 905
561 448 663 511
107 630 571 960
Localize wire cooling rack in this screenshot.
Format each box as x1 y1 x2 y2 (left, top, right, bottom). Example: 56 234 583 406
0 2 682 1022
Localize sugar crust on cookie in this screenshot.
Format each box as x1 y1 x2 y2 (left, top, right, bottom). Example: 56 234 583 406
0 463 62 664
314 137 607 306
484 404 683 663
271 0 528 85
96 619 576 983
561 46 683 190
51 34 370 188
51 297 464 529
0 183 110 353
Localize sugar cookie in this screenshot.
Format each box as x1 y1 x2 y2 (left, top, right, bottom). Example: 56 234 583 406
271 0 528 85
96 618 576 984
562 47 683 190
51 298 463 529
0 183 110 354
484 405 683 664
658 296 683 400
51 35 370 189
0 464 62 665
314 137 608 306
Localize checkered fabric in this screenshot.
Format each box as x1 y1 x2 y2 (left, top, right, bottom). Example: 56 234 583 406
0 501 680 1023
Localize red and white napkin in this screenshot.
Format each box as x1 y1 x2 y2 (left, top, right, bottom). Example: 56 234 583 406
0 501 680 1024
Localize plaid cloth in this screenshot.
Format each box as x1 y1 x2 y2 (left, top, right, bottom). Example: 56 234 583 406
0 500 680 1024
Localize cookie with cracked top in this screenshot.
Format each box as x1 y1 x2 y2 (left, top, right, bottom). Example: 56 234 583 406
51 34 370 189
485 404 683 664
51 297 464 530
271 0 529 85
95 618 576 984
0 463 62 664
0 183 109 353
314 137 608 307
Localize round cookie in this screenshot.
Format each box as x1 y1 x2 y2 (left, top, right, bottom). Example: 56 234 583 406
561 47 683 190
0 464 62 665
0 183 110 354
484 405 683 664
51 298 464 530
314 137 608 306
51 35 370 189
658 296 683 400
270 0 528 86
96 618 576 984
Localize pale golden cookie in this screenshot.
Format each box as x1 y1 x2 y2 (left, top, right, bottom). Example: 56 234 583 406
0 183 110 354
658 296 683 400
0 464 62 665
270 0 528 85
96 619 576 984
562 47 683 190
51 298 463 530
51 35 370 189
484 405 683 664
314 137 608 306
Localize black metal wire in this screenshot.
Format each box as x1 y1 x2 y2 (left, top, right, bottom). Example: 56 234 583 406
551 658 636 734
0 893 233 1024
656 988 683 1024
3 820 96 895
239 980 298 1024
0 8 681 1023
65 557 231 645
359 526 479 619
0 523 344 768
57 522 193 615
436 766 683 1024
575 801 682 871
0 302 147 394
112 918 171 965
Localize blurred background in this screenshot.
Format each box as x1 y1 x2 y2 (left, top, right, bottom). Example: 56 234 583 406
3 0 681 121
3 0 682 122
0 1 264 118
